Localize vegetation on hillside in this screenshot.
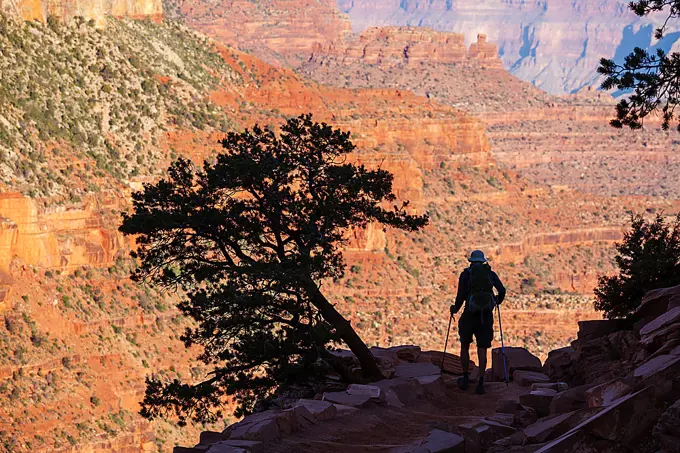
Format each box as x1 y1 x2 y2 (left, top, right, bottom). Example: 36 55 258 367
0 14 236 200
595 213 680 318
120 114 428 422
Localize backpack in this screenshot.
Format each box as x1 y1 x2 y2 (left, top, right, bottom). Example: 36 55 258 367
466 263 496 314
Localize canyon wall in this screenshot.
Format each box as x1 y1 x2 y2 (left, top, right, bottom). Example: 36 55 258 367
2 0 162 24
336 0 680 94
164 0 352 67
311 28 501 68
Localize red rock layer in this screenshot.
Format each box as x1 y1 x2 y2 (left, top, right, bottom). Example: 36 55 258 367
310 27 501 68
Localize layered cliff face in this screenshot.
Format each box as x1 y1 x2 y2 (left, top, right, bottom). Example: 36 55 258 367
2 0 162 24
163 0 352 67
302 26 680 200
336 0 680 94
310 27 501 68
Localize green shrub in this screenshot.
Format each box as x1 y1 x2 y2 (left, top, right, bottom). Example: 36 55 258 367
595 214 680 318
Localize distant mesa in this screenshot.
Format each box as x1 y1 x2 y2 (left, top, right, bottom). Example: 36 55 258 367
1 0 163 26
310 27 503 69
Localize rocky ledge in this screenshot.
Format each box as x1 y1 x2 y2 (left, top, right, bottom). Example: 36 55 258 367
175 284 680 453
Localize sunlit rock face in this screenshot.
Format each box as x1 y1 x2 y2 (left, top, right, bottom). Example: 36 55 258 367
337 0 680 94
2 0 163 25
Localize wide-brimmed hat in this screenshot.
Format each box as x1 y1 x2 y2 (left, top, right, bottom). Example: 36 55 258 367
468 250 487 263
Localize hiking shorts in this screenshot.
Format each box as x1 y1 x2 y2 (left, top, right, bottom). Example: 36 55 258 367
458 309 494 348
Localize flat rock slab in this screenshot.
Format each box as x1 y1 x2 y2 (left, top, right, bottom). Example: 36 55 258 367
415 375 446 398
293 399 337 421
485 412 515 427
418 429 465 453
227 411 281 442
584 379 633 408
549 384 592 415
514 370 551 387
524 409 601 444
531 382 568 392
347 384 385 401
375 377 424 407
567 386 661 444
520 390 557 417
322 391 374 408
394 362 442 379
419 350 466 375
640 306 680 337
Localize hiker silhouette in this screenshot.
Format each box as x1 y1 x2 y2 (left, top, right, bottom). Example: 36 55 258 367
450 250 506 395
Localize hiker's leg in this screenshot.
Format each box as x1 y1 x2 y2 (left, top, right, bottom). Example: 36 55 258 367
458 342 471 390
460 342 471 374
477 346 487 374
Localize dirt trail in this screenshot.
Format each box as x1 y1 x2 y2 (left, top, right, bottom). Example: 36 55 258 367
267 376 527 452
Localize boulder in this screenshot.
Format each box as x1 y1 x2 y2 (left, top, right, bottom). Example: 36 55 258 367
654 399 680 453
174 448 209 453
418 350 468 375
375 377 424 407
322 391 375 408
584 379 633 408
523 409 601 444
640 307 680 338
514 406 538 427
635 284 680 325
566 386 662 444
532 430 594 453
200 431 226 445
634 354 680 396
492 347 542 381
227 411 281 442
495 399 523 414
393 345 422 362
549 384 592 415
293 399 337 421
347 384 385 402
514 370 551 387
543 346 574 381
577 319 629 342
415 374 447 399
531 382 568 392
418 429 465 453
333 404 359 417
520 389 557 417
459 419 517 453
394 362 441 379
485 412 515 427
206 441 263 453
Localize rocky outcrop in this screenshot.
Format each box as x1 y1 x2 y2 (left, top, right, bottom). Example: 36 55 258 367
2 0 163 25
337 0 680 94
309 28 501 68
165 0 352 66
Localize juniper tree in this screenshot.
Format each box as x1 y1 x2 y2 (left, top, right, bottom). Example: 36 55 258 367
595 213 680 318
598 1 680 130
119 114 428 423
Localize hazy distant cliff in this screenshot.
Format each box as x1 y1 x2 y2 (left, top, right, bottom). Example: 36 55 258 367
337 0 680 94
1 0 162 25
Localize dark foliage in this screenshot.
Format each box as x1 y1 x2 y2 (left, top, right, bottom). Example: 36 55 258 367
119 114 428 424
598 1 680 130
595 213 680 318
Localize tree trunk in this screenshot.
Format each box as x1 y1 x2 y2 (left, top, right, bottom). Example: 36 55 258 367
306 284 382 380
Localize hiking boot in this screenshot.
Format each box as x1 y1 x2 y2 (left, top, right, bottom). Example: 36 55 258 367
475 379 485 395
457 374 469 390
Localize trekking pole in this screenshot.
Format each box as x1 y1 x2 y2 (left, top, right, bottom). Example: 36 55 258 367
441 313 453 371
497 305 510 386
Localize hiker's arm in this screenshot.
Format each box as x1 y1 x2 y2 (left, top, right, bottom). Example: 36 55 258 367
452 272 468 314
492 272 506 304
